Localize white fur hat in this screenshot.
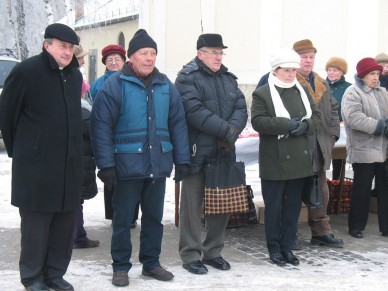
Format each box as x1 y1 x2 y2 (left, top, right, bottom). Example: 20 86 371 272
270 48 301 71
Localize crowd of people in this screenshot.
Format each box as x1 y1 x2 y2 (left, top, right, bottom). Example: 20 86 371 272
0 23 388 290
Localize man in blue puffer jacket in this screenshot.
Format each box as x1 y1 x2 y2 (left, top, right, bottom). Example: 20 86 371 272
90 29 190 287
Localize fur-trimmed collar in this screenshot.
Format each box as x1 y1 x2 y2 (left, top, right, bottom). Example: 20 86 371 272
296 72 327 104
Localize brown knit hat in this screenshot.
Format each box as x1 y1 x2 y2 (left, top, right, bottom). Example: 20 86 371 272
375 52 388 64
325 57 348 74
293 39 317 54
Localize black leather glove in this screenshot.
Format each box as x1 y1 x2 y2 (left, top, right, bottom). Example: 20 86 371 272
97 167 117 191
290 120 308 136
288 117 300 131
225 124 240 145
174 164 191 183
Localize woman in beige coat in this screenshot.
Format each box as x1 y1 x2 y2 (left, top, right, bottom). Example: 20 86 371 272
342 57 388 238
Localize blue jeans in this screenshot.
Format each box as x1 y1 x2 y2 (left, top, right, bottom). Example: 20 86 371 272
111 178 166 272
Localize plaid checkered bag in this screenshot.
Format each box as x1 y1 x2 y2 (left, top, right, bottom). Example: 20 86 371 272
204 185 249 215
203 150 248 215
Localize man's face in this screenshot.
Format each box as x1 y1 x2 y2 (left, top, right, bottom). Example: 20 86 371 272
128 48 156 78
105 53 125 72
197 47 224 72
378 62 388 75
298 51 315 76
44 38 74 68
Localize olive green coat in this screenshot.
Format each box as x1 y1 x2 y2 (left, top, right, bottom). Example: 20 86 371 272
251 84 321 180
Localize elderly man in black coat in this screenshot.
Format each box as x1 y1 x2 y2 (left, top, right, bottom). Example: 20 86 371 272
0 23 83 291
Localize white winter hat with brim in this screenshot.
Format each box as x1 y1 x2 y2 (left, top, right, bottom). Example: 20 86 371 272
270 48 301 71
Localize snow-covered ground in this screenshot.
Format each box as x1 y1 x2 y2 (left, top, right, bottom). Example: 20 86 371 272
1 139 388 290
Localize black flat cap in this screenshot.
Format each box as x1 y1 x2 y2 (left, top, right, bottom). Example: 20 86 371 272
44 23 79 45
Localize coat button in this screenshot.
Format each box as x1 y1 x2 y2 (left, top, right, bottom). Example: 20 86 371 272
286 155 291 159
304 150 308 154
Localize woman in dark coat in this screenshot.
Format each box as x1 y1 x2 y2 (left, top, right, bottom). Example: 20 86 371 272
251 48 321 266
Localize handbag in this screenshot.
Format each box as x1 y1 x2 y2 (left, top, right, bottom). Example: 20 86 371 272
227 185 258 228
203 149 249 215
301 132 323 208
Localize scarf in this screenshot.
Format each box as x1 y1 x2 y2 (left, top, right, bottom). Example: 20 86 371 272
268 73 312 139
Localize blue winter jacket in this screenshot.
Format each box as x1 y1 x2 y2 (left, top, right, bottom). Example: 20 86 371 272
90 70 116 101
90 65 190 180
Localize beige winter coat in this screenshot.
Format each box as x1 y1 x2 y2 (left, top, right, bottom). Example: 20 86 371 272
341 77 388 164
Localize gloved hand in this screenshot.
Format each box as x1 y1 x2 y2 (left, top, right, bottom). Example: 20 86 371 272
217 139 235 152
373 119 386 136
290 120 308 136
97 167 117 191
174 164 191 183
225 124 240 146
384 125 388 137
288 117 300 131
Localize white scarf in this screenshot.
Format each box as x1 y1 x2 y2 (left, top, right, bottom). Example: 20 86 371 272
268 72 312 139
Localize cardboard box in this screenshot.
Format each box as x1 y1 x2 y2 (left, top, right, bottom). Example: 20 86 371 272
255 200 308 225
370 196 378 214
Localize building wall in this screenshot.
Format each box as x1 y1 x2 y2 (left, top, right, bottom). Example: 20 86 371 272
75 19 139 83
75 0 388 107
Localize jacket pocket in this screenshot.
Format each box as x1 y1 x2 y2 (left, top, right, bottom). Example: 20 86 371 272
113 142 144 154
160 141 173 153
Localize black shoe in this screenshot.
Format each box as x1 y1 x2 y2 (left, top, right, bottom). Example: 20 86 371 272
26 282 50 291
382 231 388 237
349 230 363 238
182 260 208 274
45 278 74 291
142 265 174 281
311 234 344 248
269 252 286 266
73 238 100 249
281 251 299 266
292 238 302 250
112 270 129 287
202 257 231 270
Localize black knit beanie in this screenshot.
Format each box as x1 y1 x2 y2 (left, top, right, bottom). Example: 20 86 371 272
127 29 157 57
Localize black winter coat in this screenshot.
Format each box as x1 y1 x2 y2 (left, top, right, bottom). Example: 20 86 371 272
0 49 84 212
175 57 248 174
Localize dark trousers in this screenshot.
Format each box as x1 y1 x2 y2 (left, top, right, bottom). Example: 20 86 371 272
74 202 87 243
19 209 75 287
332 159 343 180
111 178 166 272
349 162 388 233
261 178 304 252
104 185 140 223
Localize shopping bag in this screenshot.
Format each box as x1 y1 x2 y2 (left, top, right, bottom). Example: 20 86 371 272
203 150 248 215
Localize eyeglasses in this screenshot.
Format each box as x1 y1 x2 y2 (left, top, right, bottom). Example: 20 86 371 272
106 57 124 64
199 50 225 57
